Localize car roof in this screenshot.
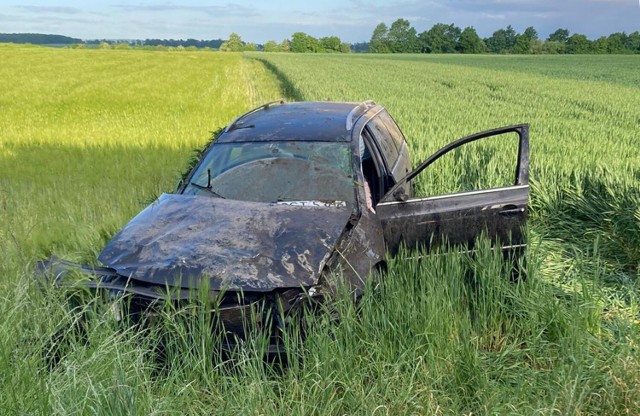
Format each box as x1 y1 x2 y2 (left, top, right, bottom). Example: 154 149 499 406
216 101 376 144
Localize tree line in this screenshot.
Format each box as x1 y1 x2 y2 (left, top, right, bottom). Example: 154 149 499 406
4 23 640 54
130 38 224 49
218 32 352 53
0 33 82 45
368 19 640 54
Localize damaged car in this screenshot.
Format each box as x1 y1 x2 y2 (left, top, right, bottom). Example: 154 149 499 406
37 100 529 353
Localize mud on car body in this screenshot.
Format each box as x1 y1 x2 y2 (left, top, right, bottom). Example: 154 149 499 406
37 100 529 353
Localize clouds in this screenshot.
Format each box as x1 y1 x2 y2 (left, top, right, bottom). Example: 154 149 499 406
1 1 638 42
111 3 260 18
13 5 83 14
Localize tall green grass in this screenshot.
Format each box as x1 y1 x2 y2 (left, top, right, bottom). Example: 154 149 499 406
0 45 282 414
251 52 640 413
1 46 638 414
345 54 640 88
0 46 280 266
254 52 640 281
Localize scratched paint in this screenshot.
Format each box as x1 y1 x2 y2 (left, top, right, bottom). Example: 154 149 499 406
98 194 352 292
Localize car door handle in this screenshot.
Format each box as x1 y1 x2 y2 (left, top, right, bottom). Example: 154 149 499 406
499 205 525 216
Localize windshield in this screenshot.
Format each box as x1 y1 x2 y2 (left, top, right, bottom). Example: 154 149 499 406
183 141 355 206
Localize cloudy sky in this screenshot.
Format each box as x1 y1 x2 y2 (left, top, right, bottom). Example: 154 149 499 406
1 0 638 43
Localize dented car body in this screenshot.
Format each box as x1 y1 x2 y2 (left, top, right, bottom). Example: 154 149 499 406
37 100 529 351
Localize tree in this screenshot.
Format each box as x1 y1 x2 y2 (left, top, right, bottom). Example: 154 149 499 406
417 31 429 53
420 23 461 53
290 32 319 53
278 39 291 52
351 42 369 52
530 39 545 54
592 37 609 54
369 22 390 53
547 28 570 44
607 32 627 54
263 40 278 52
485 31 504 53
512 35 529 54
220 32 243 51
0 33 82 44
485 25 516 53
512 27 538 55
523 27 538 42
291 32 309 52
457 26 485 53
387 18 418 53
503 25 517 48
320 36 342 52
565 34 591 54
340 42 351 53
307 36 320 52
539 41 565 54
243 42 257 52
626 31 640 53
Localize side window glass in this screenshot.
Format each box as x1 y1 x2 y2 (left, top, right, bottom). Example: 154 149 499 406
413 132 521 198
360 132 384 205
367 117 399 170
377 111 406 151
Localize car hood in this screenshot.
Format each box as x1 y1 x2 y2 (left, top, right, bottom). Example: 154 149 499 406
98 193 352 292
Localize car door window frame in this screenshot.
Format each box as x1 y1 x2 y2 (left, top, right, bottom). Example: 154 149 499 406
377 110 406 153
381 124 529 203
360 128 390 205
376 124 529 256
365 117 401 175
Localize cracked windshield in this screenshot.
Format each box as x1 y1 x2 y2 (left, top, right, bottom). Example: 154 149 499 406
184 141 355 206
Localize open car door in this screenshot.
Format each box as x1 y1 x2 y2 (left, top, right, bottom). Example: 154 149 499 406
376 124 529 256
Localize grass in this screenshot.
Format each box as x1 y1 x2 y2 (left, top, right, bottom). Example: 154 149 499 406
0 45 281 414
340 54 640 88
1 46 639 414
253 52 640 270
0 45 280 266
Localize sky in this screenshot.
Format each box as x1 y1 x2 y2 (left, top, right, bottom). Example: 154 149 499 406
0 0 638 43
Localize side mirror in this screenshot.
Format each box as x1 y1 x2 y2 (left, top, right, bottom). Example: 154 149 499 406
393 188 408 202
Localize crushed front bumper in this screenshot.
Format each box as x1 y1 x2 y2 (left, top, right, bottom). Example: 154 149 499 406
35 256 319 355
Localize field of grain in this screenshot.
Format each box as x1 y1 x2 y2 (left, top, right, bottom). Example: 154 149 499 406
256 52 640 274
1 46 638 414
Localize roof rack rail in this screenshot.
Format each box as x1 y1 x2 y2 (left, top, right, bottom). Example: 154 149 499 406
225 99 286 133
346 100 376 131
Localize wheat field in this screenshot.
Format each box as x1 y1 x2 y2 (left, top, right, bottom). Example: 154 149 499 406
1 46 638 414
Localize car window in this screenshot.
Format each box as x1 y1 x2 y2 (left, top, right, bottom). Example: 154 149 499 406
366 117 399 170
183 141 356 205
412 131 521 198
377 111 406 151
360 132 385 206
